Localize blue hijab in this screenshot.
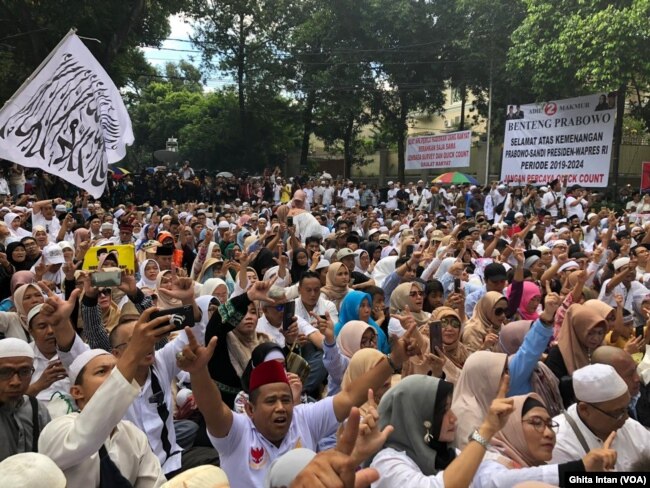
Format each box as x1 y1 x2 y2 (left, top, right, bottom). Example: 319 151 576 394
334 290 389 353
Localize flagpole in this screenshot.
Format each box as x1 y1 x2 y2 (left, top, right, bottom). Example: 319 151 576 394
0 28 77 114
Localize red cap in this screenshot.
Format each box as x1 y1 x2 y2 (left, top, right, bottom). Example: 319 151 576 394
249 360 289 393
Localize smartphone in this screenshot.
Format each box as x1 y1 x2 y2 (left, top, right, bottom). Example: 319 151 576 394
405 244 414 258
91 270 121 288
282 301 296 331
636 325 644 338
430 320 443 353
151 305 195 331
287 216 293 227
319 314 327 320
172 249 184 268
454 278 461 293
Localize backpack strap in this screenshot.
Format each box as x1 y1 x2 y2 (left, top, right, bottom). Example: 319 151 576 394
28 396 40 452
562 411 590 454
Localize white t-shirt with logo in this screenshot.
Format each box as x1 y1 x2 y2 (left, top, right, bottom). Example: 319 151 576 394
256 315 317 348
32 211 61 241
208 397 338 488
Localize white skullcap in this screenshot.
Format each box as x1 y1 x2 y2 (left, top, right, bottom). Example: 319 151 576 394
263 350 285 362
314 259 330 271
113 208 126 219
27 304 44 326
558 261 579 273
162 465 229 488
613 257 630 271
587 213 598 220
543 233 555 243
0 338 34 359
0 453 66 488
573 364 628 403
217 221 230 229
551 239 567 248
538 245 551 253
69 349 111 384
514 212 523 219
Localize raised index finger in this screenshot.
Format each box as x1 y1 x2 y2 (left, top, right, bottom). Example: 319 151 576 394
545 280 552 295
336 407 360 456
603 430 617 450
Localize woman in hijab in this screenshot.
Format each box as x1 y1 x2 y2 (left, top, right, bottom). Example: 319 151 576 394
250 247 276 281
136 259 160 295
334 290 388 353
290 248 309 284
322 320 377 397
265 448 316 488
354 249 371 277
433 306 469 376
32 226 49 249
200 278 229 304
545 304 606 407
370 375 510 488
0 270 35 312
371 255 398 288
380 246 398 259
341 349 390 417
4 212 30 238
507 282 541 321
583 299 616 331
206 295 270 408
423 280 445 313
155 270 184 310
6 242 31 272
452 351 507 449
498 321 563 417
388 282 431 333
0 282 44 340
73 228 90 261
474 393 609 486
321 262 351 309
462 292 508 352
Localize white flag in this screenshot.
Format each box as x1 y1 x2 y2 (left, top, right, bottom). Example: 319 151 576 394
0 30 134 198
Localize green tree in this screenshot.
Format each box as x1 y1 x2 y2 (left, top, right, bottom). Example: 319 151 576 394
0 0 190 103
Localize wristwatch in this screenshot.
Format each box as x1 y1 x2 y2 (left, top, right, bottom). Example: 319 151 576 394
468 429 490 449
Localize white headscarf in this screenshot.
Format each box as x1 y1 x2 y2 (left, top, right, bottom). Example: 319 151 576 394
137 259 160 290
371 256 398 288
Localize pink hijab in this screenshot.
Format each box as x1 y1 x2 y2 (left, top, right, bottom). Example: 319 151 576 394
508 281 541 321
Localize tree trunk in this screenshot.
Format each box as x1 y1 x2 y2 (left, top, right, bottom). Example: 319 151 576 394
458 83 467 131
299 90 317 166
237 15 246 137
611 83 627 199
103 0 146 66
343 113 355 179
397 91 409 183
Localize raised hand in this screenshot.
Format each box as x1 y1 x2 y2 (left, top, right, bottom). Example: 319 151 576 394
282 318 299 346
392 305 416 332
623 335 645 355
30 360 67 392
312 311 335 344
480 373 514 438
583 431 617 472
126 307 176 360
62 258 76 281
176 327 218 374
246 276 279 303
40 286 81 325
117 269 137 297
482 332 499 350
351 390 394 464
287 372 303 405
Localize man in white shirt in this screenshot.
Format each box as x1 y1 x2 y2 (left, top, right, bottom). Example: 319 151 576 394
176 287 413 488
25 305 70 404
40 306 171 487
31 198 62 242
313 181 325 206
552 364 649 471
294 271 339 325
564 185 589 223
597 257 648 310
582 213 600 252
541 178 564 219
257 301 322 349
340 182 359 209
322 181 335 207
386 181 398 210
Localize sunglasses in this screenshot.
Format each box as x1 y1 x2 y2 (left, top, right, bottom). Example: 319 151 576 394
493 307 506 316
440 317 461 329
409 291 424 297
98 288 112 296
274 304 285 312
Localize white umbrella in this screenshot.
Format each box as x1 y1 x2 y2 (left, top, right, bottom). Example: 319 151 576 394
216 171 234 178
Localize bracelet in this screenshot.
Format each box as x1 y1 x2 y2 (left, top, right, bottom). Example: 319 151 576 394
386 354 401 374
468 429 490 450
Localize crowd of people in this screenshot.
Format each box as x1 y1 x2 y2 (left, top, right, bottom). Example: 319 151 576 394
0 161 649 488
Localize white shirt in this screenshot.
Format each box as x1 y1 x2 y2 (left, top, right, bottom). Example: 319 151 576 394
294 296 339 325
341 188 360 208
32 211 61 242
386 189 398 210
256 314 318 348
370 448 447 488
597 278 648 309
29 344 71 404
208 397 339 488
473 454 559 488
322 187 335 206
565 196 587 222
551 403 650 471
39 368 166 488
541 191 563 218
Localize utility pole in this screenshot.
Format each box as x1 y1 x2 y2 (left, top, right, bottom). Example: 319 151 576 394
484 59 493 185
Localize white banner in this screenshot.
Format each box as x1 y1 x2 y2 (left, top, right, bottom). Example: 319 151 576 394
0 31 134 198
500 94 615 187
405 130 471 170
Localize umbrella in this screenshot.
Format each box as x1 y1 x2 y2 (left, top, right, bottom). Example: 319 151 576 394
216 171 234 178
432 172 479 185
109 166 130 179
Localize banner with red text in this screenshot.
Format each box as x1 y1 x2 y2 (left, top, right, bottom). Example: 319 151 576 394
405 130 471 170
500 94 616 187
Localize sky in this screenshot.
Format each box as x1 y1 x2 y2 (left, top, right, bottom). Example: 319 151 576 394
140 14 233 91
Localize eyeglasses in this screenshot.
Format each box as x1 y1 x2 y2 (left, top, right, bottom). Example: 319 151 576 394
586 403 628 421
360 335 377 347
0 366 35 381
493 307 506 316
440 317 461 329
522 416 559 433
409 291 424 297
